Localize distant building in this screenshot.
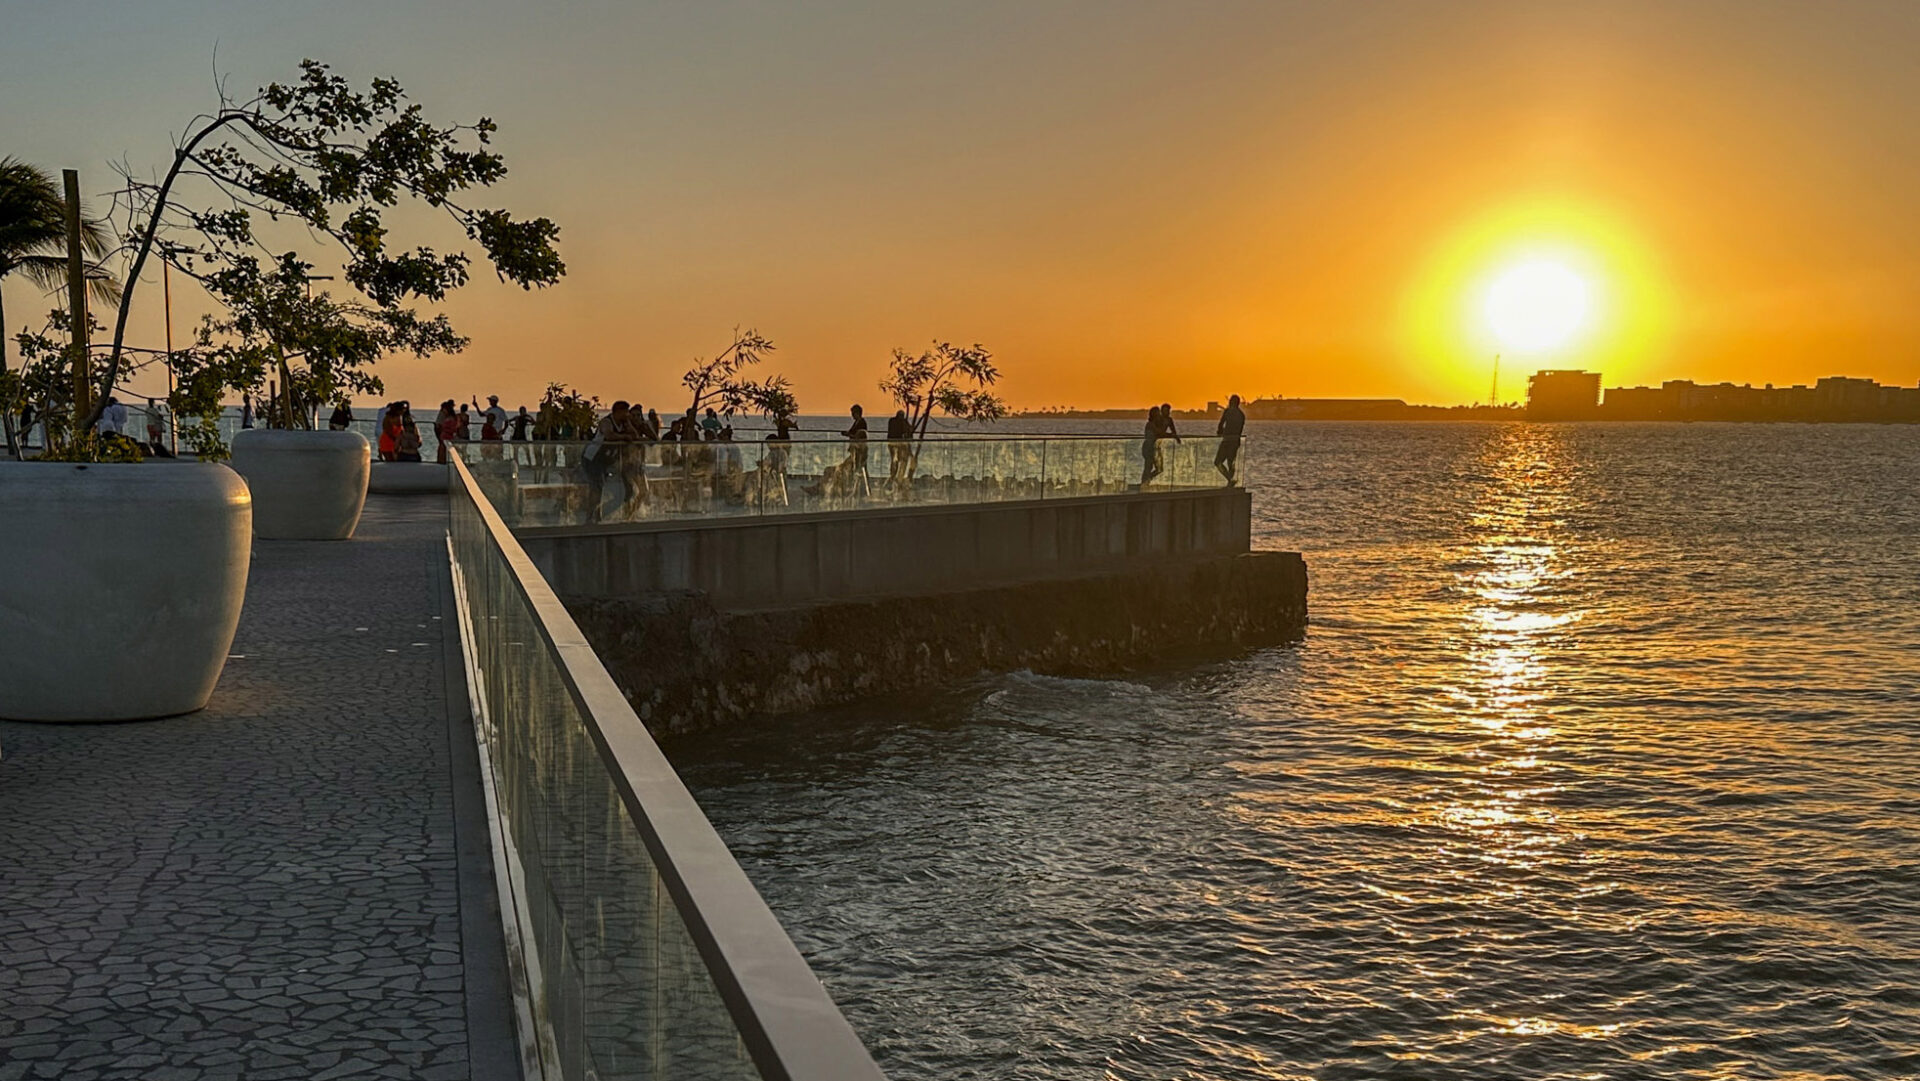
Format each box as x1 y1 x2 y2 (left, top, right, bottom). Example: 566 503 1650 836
1597 375 1920 422
1243 397 1413 420
1527 370 1601 420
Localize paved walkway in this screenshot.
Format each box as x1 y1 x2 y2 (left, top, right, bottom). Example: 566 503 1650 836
0 496 515 1081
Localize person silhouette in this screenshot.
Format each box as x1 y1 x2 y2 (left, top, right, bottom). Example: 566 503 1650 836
1215 394 1246 484
841 404 871 497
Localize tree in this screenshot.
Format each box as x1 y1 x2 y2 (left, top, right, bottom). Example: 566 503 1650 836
0 159 120 458
92 59 564 446
680 327 797 420
167 251 464 440
9 309 153 461
878 340 1007 439
537 381 599 439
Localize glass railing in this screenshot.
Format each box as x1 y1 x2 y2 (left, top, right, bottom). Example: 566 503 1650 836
89 407 440 458
453 435 1233 528
447 456 886 1081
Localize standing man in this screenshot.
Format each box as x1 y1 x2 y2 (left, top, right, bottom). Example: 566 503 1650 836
1215 394 1246 484
585 401 645 522
842 403 870 497
483 395 508 440
144 397 171 452
886 408 912 485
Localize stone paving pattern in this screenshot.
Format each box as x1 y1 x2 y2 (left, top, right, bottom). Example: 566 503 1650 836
0 497 498 1080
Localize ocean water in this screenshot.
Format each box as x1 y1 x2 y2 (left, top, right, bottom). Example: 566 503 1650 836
670 422 1920 1080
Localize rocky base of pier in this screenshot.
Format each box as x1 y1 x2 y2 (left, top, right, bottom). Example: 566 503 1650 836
566 551 1307 735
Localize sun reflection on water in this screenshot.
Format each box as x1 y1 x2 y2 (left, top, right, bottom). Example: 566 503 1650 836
1402 426 1604 1040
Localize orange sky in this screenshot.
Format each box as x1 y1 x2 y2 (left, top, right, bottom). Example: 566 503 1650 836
8 2 1920 411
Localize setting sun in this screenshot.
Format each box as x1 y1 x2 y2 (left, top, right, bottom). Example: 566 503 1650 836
1484 259 1592 353
1400 198 1671 402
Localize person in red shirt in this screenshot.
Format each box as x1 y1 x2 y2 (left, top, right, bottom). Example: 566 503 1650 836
378 404 403 461
434 400 461 463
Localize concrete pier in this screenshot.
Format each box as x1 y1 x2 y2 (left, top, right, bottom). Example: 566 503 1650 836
523 487 1256 608
572 550 1307 734
0 498 514 1081
525 487 1308 734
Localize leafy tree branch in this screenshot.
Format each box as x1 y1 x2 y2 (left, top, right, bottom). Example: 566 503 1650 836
90 59 565 438
681 327 799 419
879 340 1007 439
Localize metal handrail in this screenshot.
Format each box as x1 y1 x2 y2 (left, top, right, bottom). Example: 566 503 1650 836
448 431 1221 443
449 454 887 1081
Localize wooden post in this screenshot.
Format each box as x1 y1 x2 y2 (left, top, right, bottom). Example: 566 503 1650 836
1 281 18 459
64 170 91 422
163 260 178 454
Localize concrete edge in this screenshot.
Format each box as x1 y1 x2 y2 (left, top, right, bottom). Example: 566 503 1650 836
625 549 1306 617
436 531 538 1081
513 484 1249 539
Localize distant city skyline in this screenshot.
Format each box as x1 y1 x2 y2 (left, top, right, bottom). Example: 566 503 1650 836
1023 368 1920 415
1527 368 1920 421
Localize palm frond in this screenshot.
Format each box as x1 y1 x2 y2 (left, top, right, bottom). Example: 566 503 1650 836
0 157 123 293
10 253 67 292
7 255 122 306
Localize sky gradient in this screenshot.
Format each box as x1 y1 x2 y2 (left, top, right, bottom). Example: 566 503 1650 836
7 1 1920 412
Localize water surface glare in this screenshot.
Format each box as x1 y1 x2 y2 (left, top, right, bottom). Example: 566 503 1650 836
671 422 1920 1080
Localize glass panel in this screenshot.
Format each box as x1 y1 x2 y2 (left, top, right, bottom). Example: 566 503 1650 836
453 435 1231 529
450 482 757 1081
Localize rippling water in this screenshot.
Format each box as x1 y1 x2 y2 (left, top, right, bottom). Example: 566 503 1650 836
670 422 1920 1080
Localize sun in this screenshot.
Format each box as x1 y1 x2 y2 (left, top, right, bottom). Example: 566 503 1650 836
1483 259 1592 353
1400 198 1671 400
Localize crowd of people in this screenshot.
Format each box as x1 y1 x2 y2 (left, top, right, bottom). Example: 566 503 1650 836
323 390 1254 499
367 394 783 465
13 394 182 457
19 386 1248 510
16 388 1249 494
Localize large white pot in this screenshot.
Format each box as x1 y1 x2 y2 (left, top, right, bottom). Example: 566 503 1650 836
230 428 371 539
0 461 252 721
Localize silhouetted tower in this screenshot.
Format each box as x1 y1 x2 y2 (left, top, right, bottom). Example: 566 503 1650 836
1489 354 1500 407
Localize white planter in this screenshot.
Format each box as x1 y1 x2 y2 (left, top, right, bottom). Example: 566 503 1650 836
230 428 371 539
0 461 252 721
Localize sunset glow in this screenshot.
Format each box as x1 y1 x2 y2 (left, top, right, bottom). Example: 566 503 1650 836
1400 198 1671 401
7 4 1920 410
6 8 1920 1081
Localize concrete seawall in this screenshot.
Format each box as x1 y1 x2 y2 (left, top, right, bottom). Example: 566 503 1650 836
569 552 1307 734
520 487 1254 609
515 488 1306 733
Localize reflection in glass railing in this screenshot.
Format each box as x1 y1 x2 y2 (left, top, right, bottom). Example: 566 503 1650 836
454 436 1233 528
449 460 884 1081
